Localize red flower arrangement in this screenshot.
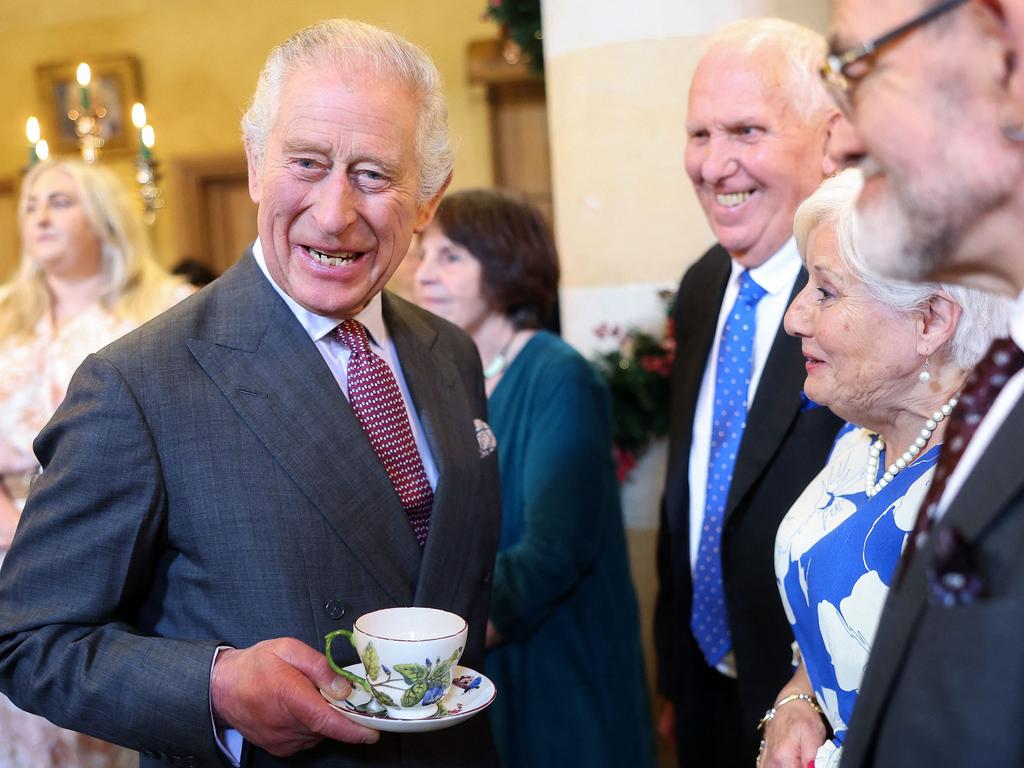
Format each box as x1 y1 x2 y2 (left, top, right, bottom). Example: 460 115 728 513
591 291 676 482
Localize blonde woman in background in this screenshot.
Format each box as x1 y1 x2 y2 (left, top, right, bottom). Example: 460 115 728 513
0 159 192 768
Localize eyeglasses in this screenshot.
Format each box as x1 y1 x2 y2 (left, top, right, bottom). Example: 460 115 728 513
820 0 969 114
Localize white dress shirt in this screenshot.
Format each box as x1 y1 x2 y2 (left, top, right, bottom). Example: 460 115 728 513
688 238 803 568
214 240 440 764
935 288 1024 518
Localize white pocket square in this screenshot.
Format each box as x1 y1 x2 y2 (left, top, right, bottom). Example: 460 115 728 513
474 419 497 458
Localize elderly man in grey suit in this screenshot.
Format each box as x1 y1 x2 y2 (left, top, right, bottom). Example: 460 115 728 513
0 19 501 768
823 0 1024 765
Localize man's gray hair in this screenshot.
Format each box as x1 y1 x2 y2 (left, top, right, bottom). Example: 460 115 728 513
241 19 454 202
795 169 1011 369
702 18 833 127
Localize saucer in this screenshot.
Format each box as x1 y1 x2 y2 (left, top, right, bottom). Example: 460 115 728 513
320 664 495 734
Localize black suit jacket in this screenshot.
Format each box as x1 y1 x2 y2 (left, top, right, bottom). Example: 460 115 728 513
654 244 842 763
0 253 502 768
841 394 1024 767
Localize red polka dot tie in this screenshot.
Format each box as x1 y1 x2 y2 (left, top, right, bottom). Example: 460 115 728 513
899 337 1024 579
336 319 433 545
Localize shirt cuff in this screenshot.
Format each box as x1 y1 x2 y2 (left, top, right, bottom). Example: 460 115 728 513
210 645 243 767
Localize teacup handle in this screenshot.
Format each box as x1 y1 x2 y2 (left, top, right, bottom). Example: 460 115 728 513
324 629 371 694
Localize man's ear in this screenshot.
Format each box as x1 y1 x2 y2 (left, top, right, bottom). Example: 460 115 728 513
414 173 452 233
821 110 845 177
972 0 1024 133
918 291 962 357
245 140 262 205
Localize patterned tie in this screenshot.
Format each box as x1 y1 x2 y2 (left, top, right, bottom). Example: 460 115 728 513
691 271 767 666
336 319 433 545
899 337 1024 578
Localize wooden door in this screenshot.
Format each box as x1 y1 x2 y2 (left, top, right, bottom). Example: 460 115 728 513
173 157 256 276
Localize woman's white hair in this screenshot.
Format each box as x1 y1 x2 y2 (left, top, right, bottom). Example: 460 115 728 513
794 168 1011 369
241 19 454 203
702 18 833 127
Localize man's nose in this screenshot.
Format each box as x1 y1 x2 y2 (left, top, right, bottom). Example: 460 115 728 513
827 114 868 171
701 136 739 184
314 174 358 235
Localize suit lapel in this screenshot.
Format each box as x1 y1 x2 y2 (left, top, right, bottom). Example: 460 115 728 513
382 295 483 607
665 250 730 522
185 255 421 605
725 270 807 519
940 393 1024 541
848 392 1024 756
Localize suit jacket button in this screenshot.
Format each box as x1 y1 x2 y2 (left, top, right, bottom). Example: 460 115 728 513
482 572 492 586
324 600 347 620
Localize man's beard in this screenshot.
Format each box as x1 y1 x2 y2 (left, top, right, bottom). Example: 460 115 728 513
853 158 956 283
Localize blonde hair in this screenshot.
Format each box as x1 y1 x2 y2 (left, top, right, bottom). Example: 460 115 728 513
0 159 184 338
241 18 454 203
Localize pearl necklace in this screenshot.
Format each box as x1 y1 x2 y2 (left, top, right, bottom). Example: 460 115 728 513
865 396 959 498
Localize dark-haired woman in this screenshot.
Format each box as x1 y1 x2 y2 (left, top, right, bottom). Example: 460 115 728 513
414 189 653 768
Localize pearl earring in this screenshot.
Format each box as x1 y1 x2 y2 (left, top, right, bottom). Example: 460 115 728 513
919 358 931 384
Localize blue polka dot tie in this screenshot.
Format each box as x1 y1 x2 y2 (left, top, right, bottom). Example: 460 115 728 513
692 270 766 666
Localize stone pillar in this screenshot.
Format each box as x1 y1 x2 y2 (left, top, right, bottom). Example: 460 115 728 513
539 3 826 760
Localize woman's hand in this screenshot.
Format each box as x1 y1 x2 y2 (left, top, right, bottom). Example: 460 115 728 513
759 665 827 768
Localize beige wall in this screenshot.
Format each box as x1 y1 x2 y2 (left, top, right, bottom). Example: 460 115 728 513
0 0 497 268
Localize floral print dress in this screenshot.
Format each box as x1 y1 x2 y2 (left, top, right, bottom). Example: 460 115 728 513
774 424 938 768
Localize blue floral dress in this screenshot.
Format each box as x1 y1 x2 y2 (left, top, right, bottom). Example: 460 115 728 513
774 424 938 767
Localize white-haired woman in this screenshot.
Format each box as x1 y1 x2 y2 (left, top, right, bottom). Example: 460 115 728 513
0 159 191 767
759 169 1011 768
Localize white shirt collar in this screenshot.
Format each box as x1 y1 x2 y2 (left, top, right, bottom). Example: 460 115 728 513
1010 288 1024 351
729 237 802 295
252 238 389 347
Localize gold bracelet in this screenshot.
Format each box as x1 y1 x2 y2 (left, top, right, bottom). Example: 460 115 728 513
756 692 822 731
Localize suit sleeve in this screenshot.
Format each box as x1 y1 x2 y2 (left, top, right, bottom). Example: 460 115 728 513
488 353 612 641
0 353 222 763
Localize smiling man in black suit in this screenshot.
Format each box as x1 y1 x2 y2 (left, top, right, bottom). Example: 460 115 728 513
654 18 843 768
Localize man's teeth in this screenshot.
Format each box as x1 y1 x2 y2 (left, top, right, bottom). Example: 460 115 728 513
716 191 752 207
307 247 359 266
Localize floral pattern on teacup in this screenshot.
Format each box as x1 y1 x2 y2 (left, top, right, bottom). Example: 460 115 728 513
362 642 463 709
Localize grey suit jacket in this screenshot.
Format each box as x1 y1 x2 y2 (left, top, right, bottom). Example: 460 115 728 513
841 394 1024 767
0 252 502 768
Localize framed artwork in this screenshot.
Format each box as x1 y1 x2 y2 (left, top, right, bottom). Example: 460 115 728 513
35 55 143 157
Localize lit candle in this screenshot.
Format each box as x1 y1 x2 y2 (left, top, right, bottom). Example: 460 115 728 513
131 102 147 129
26 116 40 145
26 116 41 164
76 62 92 111
35 139 50 161
141 124 155 161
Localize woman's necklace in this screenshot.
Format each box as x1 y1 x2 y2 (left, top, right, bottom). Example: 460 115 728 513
865 395 959 498
483 330 518 379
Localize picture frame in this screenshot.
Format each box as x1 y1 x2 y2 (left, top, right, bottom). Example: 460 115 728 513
35 55 143 158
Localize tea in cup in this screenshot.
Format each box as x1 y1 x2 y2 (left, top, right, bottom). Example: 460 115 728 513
325 607 468 720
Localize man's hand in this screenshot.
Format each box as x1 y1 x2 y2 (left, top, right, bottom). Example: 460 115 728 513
211 637 380 757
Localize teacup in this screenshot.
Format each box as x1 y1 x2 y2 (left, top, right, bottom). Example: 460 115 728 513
325 607 468 720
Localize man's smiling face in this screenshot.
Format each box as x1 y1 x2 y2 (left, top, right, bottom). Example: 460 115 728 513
684 48 830 268
247 61 444 319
